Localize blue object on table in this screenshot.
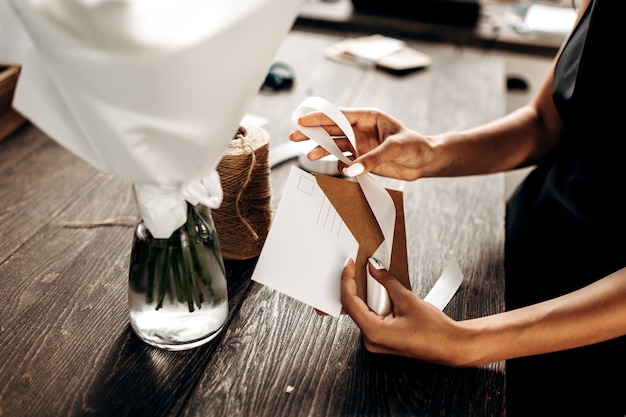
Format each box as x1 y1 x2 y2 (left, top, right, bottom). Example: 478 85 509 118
262 61 295 91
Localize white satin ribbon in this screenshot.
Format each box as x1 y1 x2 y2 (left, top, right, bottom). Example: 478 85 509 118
291 96 395 270
133 170 223 239
292 97 397 314
291 96 464 313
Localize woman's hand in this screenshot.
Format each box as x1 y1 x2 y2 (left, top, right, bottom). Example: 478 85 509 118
341 259 471 366
289 108 439 181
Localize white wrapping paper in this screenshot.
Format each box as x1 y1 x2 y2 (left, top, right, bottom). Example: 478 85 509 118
5 0 302 237
0 0 31 65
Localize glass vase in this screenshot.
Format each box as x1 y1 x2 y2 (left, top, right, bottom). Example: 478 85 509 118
128 202 229 351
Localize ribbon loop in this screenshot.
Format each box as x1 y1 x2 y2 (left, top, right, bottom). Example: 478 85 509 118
291 96 395 269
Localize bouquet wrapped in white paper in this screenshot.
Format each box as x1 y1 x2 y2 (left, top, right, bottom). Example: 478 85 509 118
3 0 301 350
6 0 300 238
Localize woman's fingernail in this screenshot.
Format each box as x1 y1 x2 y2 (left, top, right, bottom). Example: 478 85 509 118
342 163 364 177
368 257 385 270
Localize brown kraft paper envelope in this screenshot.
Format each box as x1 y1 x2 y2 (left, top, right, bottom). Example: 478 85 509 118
314 173 411 314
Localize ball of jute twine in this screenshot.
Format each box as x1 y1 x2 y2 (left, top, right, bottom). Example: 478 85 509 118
211 123 272 260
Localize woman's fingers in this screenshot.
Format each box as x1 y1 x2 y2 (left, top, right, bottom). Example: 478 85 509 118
340 259 382 323
367 262 415 313
290 133 357 162
340 259 409 356
341 258 412 318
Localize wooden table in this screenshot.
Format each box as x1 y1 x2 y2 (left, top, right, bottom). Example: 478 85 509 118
0 27 506 417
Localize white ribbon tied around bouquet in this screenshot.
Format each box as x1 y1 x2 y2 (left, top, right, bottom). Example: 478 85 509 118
292 96 396 315
133 171 223 239
291 96 464 314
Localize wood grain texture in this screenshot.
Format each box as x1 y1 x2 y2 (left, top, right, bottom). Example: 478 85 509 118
0 28 506 417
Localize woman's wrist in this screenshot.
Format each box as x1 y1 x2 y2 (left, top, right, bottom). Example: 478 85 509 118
421 130 481 178
444 318 501 367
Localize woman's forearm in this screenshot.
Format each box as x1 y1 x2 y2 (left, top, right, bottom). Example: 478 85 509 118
423 104 556 178
457 267 626 367
422 65 563 179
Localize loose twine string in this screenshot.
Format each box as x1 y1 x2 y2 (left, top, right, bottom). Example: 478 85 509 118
63 123 273 261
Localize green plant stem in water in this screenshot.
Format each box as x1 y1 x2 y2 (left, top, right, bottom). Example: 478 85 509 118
129 203 219 313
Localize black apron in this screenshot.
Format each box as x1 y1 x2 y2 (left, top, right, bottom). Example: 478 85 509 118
505 1 626 415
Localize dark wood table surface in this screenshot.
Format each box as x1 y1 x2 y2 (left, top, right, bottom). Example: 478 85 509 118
0 27 506 417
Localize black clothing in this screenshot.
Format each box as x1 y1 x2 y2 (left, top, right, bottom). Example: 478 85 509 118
505 0 626 415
